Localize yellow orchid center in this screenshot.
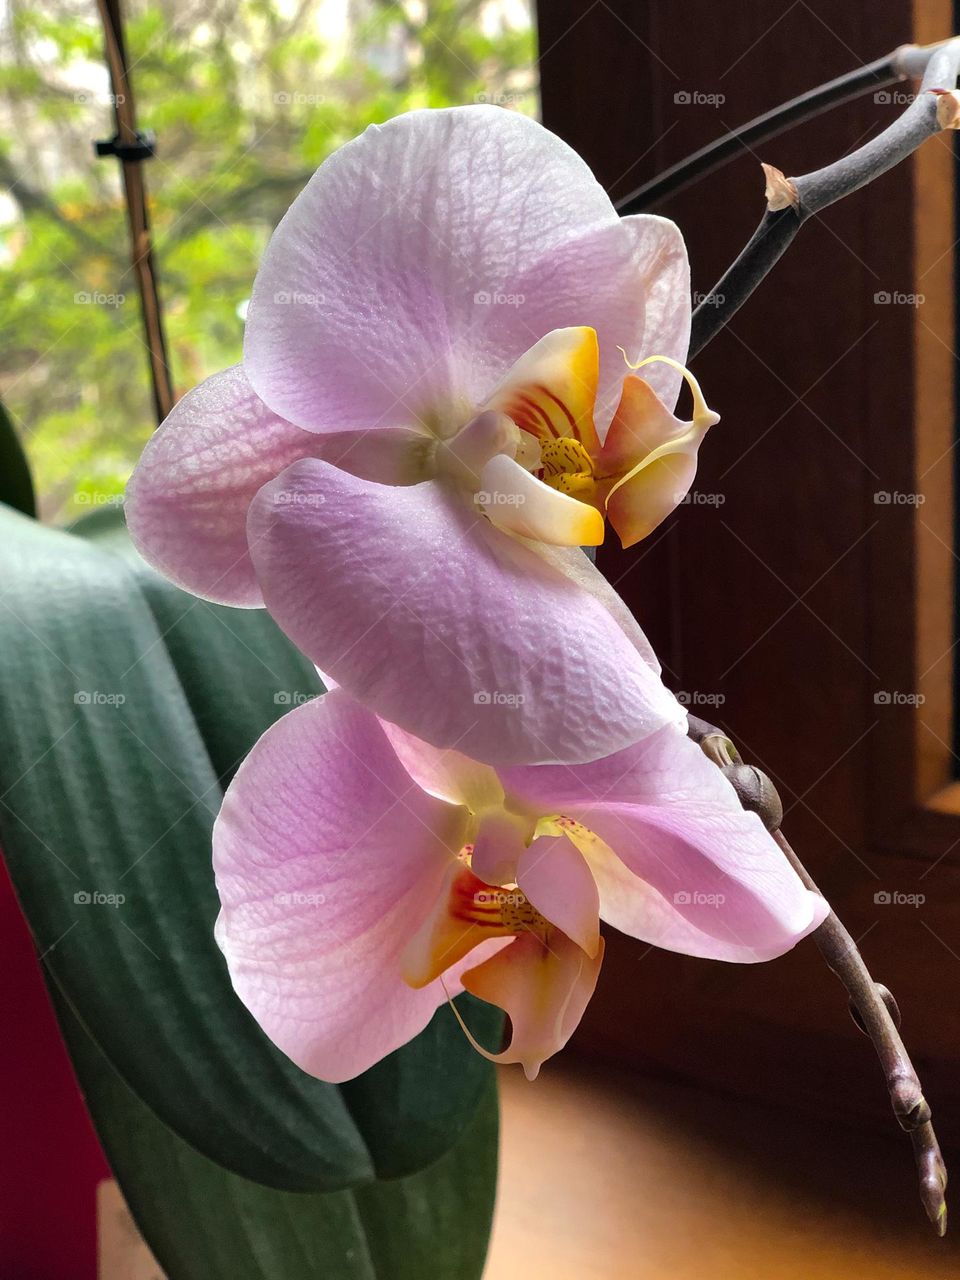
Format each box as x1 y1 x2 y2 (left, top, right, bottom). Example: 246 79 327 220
401 799 606 987
422 328 718 553
481 329 719 551
540 436 597 499
457 874 552 941
396 783 608 1080
401 854 550 990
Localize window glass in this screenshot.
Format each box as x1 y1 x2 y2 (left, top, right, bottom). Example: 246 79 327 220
0 0 537 521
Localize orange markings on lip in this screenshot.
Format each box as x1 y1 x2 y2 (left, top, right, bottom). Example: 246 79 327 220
510 392 560 441
448 865 549 934
535 382 577 434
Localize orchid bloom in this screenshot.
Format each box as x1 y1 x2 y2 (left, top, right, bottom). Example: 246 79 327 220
213 688 827 1083
125 106 716 767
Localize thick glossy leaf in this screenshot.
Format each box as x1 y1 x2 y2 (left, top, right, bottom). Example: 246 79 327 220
340 993 504 1179
74 503 328 789
53 983 498 1280
0 399 35 516
0 503 500 1190
0 505 368 1190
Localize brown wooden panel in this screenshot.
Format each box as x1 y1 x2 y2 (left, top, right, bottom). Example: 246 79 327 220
537 0 960 1133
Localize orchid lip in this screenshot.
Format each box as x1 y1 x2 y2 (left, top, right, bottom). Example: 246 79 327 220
399 802 603 994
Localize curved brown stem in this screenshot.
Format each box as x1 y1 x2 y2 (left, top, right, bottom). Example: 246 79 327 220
616 42 924 215
688 715 948 1234
687 35 960 357
775 827 947 1235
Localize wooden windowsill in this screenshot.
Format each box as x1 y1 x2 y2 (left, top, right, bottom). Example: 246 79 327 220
923 780 960 816
486 1058 959 1279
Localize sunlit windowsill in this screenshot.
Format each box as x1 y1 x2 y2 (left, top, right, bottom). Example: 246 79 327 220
486 1058 958 1279
923 781 960 816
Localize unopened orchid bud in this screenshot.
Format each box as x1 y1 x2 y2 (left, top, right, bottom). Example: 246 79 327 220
721 763 784 832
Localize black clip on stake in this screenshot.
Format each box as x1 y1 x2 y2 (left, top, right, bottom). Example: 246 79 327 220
94 129 156 162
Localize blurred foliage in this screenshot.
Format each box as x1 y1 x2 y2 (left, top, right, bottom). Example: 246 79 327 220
0 0 537 521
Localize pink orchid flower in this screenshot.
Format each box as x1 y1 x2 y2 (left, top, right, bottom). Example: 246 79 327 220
213 688 827 1083
126 106 716 767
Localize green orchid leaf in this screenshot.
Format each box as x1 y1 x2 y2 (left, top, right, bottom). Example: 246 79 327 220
0 399 36 516
53 981 498 1280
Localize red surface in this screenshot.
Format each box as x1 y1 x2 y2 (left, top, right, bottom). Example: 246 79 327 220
0 857 109 1280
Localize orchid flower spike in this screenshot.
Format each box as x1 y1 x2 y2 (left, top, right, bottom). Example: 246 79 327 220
213 688 828 1083
125 106 713 767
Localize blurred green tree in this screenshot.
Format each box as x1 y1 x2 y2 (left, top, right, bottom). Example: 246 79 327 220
0 0 536 520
